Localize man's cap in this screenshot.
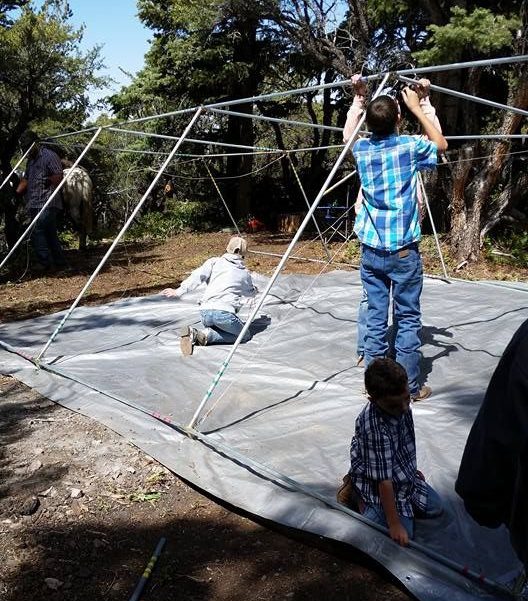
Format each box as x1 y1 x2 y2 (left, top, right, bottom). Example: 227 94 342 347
226 236 248 256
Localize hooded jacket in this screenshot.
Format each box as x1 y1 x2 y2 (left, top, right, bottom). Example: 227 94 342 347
175 253 257 314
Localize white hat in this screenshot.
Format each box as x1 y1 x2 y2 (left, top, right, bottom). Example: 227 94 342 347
226 236 247 256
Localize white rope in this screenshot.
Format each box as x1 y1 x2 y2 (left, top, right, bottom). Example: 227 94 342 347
418 172 449 280
202 159 242 235
157 153 287 181
287 155 332 262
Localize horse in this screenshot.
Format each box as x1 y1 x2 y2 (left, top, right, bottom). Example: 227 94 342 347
61 165 94 250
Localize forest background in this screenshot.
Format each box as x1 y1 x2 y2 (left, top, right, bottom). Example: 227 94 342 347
0 0 527 271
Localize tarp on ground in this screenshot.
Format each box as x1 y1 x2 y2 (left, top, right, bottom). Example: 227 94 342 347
1 270 527 601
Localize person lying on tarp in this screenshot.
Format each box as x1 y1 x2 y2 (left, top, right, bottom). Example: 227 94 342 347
456 318 528 571
161 235 258 356
337 357 443 546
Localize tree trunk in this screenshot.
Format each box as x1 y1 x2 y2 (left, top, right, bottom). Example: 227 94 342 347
449 68 528 262
448 0 528 262
225 16 259 220
449 145 478 262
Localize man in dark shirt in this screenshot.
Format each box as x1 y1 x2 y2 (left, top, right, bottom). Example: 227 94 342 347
16 130 65 270
456 319 528 571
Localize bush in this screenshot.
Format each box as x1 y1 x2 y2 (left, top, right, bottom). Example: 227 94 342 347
127 200 220 240
484 230 528 267
58 228 78 249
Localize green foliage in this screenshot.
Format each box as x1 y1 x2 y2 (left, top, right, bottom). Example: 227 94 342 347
367 0 409 23
343 238 361 263
0 0 108 169
58 228 77 249
127 200 220 240
129 491 162 504
414 7 521 64
484 229 528 267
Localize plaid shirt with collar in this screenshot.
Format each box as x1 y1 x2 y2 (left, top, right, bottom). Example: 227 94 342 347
25 147 63 211
352 134 437 252
348 402 428 517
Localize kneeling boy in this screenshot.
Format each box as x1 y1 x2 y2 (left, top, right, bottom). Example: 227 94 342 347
338 358 443 545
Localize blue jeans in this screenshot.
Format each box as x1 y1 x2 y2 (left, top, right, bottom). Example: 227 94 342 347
200 309 252 345
358 288 399 357
360 243 423 395
362 483 443 539
30 207 65 268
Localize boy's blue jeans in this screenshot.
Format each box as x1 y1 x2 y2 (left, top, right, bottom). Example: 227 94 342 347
200 309 252 345
357 289 399 357
360 243 423 395
362 483 443 539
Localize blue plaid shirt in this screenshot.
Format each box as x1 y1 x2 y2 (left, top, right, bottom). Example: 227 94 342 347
348 402 428 517
352 134 437 251
24 147 63 211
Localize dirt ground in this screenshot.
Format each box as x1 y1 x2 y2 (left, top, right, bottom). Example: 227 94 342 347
0 231 525 601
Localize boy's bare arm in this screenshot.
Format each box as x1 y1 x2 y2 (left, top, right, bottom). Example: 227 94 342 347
416 79 442 133
343 74 367 143
401 87 448 152
378 479 409 546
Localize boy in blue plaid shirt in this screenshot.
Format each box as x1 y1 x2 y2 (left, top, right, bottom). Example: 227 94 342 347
351 84 447 401
338 358 443 545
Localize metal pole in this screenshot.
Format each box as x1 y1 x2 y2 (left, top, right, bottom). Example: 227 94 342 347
417 173 449 281
187 73 391 430
398 74 528 118
105 55 528 134
322 170 357 197
73 126 346 157
202 159 241 235
117 78 380 129
207 106 344 133
45 126 101 141
35 108 204 362
445 134 528 140
0 128 103 272
128 537 166 601
287 155 332 262
248 249 352 266
45 55 528 135
107 126 277 152
395 54 528 77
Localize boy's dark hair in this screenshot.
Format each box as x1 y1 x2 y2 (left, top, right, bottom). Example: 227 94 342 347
365 96 399 136
365 358 408 400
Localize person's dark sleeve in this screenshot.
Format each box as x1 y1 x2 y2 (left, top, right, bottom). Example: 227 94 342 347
456 320 528 530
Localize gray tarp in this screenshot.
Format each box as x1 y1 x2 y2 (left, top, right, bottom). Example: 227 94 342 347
1 270 527 600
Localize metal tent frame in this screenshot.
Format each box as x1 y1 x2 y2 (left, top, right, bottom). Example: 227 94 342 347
1 53 528 600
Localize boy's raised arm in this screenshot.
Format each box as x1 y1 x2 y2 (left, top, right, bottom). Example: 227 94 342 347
378 480 409 546
401 87 448 152
343 74 367 143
